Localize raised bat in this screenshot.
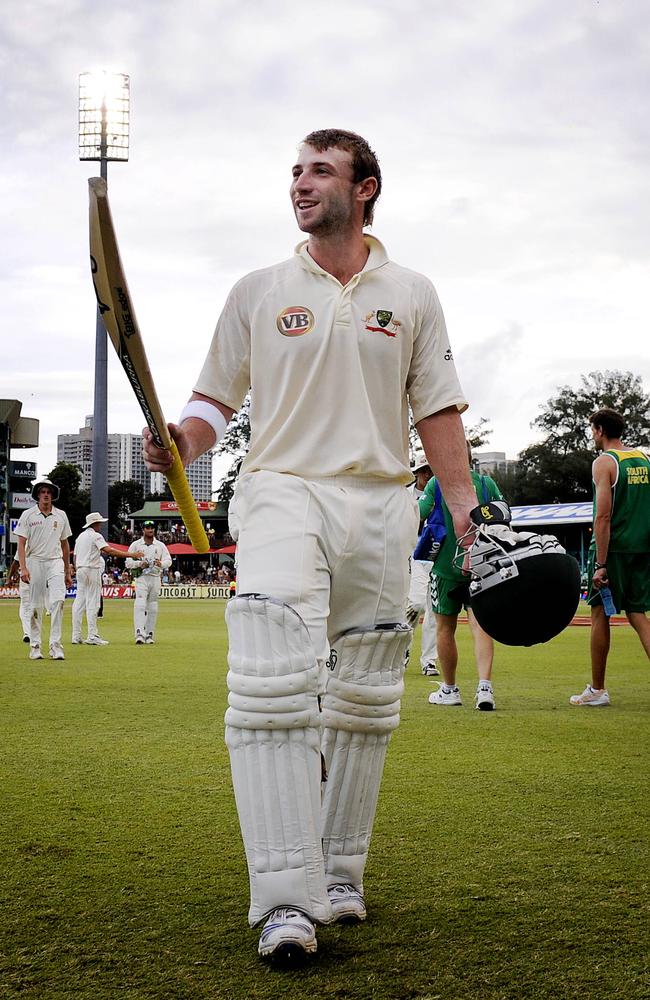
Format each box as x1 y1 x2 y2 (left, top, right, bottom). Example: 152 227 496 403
88 176 209 553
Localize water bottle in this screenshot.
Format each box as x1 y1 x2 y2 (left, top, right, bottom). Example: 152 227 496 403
600 586 617 617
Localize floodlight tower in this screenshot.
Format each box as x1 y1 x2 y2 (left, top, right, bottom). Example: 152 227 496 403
78 71 130 534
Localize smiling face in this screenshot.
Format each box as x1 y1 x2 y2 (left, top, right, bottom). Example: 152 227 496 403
290 144 368 237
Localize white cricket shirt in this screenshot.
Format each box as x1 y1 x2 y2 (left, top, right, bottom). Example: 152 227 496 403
15 506 72 559
194 236 467 484
125 539 172 577
73 528 107 569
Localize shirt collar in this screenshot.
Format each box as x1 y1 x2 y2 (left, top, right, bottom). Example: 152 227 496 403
294 235 389 277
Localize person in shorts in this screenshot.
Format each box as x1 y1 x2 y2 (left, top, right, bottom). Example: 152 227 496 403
570 408 650 707
419 444 503 710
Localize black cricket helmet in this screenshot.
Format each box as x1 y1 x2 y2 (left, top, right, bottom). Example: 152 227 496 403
467 529 581 646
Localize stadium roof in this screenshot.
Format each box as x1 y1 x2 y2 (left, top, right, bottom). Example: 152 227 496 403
110 542 228 555
128 500 228 520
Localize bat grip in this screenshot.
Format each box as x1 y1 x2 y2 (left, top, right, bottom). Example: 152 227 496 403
166 441 211 553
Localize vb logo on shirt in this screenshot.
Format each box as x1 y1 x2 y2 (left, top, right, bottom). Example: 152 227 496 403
276 305 314 337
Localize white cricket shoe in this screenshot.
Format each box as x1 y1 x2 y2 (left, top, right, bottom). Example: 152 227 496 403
570 685 610 707
258 907 317 961
71 636 82 644
475 683 496 711
29 645 43 660
49 643 65 660
135 633 145 645
428 684 462 706
422 661 440 677
84 636 109 645
145 635 155 645
328 883 367 924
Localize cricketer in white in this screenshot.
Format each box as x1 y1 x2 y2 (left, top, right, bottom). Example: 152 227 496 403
125 522 172 644
71 512 130 645
143 130 479 962
15 477 72 661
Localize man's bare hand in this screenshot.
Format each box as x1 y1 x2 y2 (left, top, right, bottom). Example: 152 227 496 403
19 567 30 584
450 510 476 574
592 567 608 591
142 423 191 472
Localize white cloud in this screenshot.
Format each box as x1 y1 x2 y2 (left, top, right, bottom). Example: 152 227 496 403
1 0 649 482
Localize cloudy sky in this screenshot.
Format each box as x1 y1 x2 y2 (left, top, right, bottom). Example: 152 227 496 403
2 0 648 484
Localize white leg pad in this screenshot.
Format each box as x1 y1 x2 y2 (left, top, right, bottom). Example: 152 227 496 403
225 595 332 927
134 579 148 635
321 625 411 892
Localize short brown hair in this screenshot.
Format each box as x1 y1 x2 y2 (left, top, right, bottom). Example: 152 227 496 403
302 128 382 226
590 407 626 438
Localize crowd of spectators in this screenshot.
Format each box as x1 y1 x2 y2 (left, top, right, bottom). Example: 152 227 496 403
115 522 233 550
102 559 235 586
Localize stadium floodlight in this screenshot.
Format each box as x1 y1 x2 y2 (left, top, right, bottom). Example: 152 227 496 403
79 70 130 163
78 70 130 535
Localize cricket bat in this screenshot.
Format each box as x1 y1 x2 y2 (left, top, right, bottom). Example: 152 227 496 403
88 176 210 554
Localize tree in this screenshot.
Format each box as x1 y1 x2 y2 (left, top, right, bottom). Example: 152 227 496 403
108 480 144 535
215 394 251 503
531 370 650 454
465 417 492 450
144 484 173 503
407 411 492 462
499 445 594 505
48 461 90 538
507 370 650 504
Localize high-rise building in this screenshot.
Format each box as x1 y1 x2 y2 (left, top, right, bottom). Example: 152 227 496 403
57 417 214 499
473 451 519 476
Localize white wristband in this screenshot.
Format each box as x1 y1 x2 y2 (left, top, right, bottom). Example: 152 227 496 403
178 400 228 444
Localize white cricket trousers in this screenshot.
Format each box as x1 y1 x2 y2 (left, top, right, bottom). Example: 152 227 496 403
27 556 65 648
228 471 419 922
72 567 102 640
408 559 438 667
134 575 162 637
231 471 420 670
19 579 37 638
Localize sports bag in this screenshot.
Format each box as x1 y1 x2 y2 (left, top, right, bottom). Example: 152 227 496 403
413 476 490 562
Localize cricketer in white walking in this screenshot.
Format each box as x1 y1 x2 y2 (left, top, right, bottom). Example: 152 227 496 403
143 129 478 962
71 512 130 645
126 521 172 644
15 477 73 661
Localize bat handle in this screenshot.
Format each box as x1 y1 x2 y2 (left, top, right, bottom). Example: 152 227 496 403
166 440 211 553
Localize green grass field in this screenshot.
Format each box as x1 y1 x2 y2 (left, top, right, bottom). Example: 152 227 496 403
1 599 648 1000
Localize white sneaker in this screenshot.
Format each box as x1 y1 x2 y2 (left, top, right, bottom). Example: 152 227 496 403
570 685 610 707
29 645 43 660
428 684 462 706
328 883 367 923
84 636 109 645
475 683 496 711
135 633 145 645
49 643 65 660
422 662 441 677
258 907 317 961
145 635 155 644
71 636 82 644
